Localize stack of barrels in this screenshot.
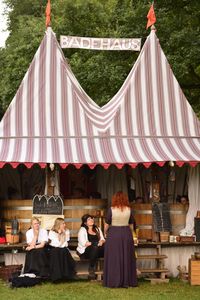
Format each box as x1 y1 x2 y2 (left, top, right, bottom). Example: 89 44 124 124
132 203 188 241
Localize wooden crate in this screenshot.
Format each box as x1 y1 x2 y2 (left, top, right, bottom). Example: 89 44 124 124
189 259 200 285
180 236 195 243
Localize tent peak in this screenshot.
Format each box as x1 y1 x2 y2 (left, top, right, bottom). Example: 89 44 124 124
150 24 156 32
46 26 54 34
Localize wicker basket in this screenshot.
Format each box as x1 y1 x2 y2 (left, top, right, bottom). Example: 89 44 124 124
0 265 22 281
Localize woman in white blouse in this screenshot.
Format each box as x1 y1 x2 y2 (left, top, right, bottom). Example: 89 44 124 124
77 214 105 280
24 217 49 277
48 218 76 282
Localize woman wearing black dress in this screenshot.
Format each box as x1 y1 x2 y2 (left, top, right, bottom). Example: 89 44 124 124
24 217 49 277
48 218 76 282
103 191 137 288
77 214 105 279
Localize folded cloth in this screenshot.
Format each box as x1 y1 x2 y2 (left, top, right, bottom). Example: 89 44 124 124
20 273 37 278
0 237 6 244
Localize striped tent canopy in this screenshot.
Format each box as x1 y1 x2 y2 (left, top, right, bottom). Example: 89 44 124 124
0 27 200 169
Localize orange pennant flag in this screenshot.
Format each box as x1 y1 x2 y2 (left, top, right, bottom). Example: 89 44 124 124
146 4 156 29
45 0 51 28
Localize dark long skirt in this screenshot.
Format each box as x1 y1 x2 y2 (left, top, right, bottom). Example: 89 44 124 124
24 248 49 277
49 247 76 282
103 226 137 288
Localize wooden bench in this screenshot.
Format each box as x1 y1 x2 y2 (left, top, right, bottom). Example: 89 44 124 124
136 252 169 282
71 251 169 281
137 254 168 260
140 268 169 278
0 243 169 282
0 243 26 253
71 251 103 280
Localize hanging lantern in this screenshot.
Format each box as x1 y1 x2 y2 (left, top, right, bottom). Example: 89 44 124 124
11 217 19 235
169 161 174 167
5 217 19 244
49 163 55 171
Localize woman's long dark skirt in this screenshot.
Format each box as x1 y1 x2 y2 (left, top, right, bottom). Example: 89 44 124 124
24 248 49 277
103 226 137 288
49 247 76 282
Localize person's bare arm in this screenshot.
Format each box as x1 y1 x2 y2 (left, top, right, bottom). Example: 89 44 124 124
104 223 110 238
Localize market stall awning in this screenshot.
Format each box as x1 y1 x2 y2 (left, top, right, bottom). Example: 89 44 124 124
0 27 199 169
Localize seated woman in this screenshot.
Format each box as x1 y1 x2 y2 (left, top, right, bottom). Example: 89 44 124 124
48 218 76 282
24 217 49 278
76 214 105 280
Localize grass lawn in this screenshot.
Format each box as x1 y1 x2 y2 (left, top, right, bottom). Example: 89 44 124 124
1 278 200 300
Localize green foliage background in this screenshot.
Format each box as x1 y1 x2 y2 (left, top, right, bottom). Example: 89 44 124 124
0 0 200 119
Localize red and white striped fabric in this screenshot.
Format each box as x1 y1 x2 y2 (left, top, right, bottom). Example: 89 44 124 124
0 27 199 169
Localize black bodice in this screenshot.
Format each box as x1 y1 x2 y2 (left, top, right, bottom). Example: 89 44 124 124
88 233 99 246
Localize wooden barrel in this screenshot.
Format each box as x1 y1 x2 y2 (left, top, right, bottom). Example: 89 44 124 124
132 203 152 240
64 198 107 237
169 203 188 235
1 199 32 242
1 198 107 240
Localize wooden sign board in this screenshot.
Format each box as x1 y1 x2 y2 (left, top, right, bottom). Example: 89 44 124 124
33 195 63 215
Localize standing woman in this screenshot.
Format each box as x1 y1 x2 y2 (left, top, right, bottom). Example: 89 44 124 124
24 217 49 277
48 218 76 282
103 191 137 288
77 214 105 279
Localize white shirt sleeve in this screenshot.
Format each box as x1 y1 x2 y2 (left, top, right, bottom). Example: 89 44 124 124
78 227 88 247
38 229 48 243
49 230 58 247
48 230 69 248
26 229 33 245
26 228 48 244
98 227 105 241
66 229 70 242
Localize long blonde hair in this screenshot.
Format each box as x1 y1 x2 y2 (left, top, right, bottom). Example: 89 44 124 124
52 217 65 233
51 218 66 245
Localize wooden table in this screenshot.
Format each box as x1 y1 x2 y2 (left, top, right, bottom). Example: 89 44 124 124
137 241 200 279
0 243 27 253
